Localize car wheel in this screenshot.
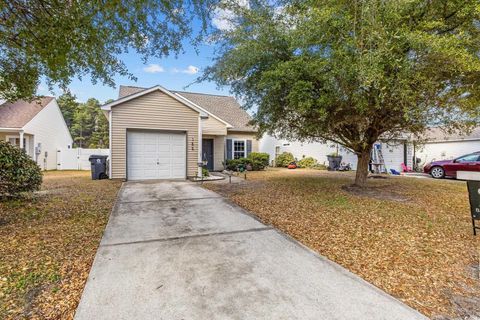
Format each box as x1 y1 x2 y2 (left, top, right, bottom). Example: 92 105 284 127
430 166 445 179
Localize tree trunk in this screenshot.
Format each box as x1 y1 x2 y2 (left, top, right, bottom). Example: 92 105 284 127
354 147 372 187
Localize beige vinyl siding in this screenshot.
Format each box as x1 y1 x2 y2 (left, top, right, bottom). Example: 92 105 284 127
227 131 259 155
203 135 225 171
110 90 199 179
202 116 227 135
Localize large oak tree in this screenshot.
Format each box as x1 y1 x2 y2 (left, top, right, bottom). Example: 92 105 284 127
203 0 480 186
0 0 216 101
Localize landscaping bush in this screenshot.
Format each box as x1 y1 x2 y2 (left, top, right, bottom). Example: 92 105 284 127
314 163 328 170
247 152 270 170
275 152 295 167
0 141 42 197
225 152 270 171
225 158 248 171
297 156 318 168
202 167 209 177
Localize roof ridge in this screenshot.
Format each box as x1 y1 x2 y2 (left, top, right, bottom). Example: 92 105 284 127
172 90 233 98
119 85 234 98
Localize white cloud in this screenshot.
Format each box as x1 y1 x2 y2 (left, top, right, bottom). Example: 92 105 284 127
212 0 249 31
143 64 165 73
172 65 199 75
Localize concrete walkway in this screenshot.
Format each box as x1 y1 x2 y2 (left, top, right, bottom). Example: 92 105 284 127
75 181 427 320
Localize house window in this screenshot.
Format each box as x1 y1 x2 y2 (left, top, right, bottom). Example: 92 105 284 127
6 136 26 150
233 140 246 159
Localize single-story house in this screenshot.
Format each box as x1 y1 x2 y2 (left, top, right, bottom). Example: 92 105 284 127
0 97 73 170
415 127 480 165
260 135 413 172
101 85 259 180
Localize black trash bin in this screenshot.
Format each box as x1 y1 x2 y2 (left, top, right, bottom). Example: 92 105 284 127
88 155 108 180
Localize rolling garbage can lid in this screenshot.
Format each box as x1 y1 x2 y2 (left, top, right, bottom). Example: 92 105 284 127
88 154 108 163
88 155 108 160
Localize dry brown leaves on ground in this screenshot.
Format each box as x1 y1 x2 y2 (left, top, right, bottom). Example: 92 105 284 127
0 171 122 319
205 168 480 319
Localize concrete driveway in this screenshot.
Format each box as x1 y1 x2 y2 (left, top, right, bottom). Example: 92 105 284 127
75 180 427 320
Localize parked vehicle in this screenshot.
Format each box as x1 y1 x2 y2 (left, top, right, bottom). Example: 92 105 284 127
423 152 480 179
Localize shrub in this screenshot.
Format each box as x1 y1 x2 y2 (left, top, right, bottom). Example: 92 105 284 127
202 167 209 177
314 163 328 170
0 141 42 197
225 158 248 171
297 156 318 168
275 152 295 167
247 152 270 170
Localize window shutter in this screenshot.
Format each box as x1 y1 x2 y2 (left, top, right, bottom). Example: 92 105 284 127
246 140 252 157
226 139 233 160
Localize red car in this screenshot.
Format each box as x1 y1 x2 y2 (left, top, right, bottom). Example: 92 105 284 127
424 152 480 179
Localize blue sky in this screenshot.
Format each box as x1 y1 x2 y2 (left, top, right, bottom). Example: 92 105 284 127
37 18 232 103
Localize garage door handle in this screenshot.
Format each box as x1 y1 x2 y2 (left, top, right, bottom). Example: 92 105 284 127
157 161 159 165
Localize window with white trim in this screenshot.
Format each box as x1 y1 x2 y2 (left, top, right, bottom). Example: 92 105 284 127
233 140 246 159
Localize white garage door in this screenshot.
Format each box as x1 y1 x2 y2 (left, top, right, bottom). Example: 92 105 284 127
127 131 186 180
381 142 405 172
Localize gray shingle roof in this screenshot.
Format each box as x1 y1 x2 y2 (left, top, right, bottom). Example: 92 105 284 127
117 85 255 132
0 97 54 128
423 127 480 142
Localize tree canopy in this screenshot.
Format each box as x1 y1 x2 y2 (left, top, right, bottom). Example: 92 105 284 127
0 0 215 101
203 0 480 186
58 94 109 148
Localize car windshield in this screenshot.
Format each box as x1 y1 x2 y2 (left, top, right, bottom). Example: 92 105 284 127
456 154 480 162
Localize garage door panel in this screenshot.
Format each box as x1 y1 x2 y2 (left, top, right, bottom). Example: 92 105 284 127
127 131 187 180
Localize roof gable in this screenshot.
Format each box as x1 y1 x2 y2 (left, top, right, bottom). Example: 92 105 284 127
102 86 208 117
0 97 54 128
117 85 255 132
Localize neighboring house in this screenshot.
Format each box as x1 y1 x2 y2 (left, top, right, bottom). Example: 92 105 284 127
0 97 73 170
415 127 480 165
260 135 413 172
101 85 258 180
261 127 480 173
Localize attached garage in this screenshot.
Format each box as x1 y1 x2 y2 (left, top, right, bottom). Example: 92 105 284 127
127 130 186 180
102 87 207 180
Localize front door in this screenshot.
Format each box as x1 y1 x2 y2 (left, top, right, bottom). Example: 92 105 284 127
202 139 214 171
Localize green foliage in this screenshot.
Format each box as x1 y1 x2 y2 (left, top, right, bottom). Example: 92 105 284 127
275 152 295 167
225 152 270 171
65 97 109 148
202 167 210 177
204 0 480 185
225 158 249 171
57 91 78 128
247 152 270 170
314 163 328 170
0 141 42 197
0 0 215 101
297 157 318 168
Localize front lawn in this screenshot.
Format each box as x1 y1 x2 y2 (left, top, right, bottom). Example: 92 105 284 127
0 171 122 319
204 168 480 319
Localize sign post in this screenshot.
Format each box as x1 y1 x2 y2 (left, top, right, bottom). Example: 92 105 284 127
457 171 480 235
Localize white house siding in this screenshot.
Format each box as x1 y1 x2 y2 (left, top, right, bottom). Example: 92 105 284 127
260 135 409 172
416 140 480 165
22 99 73 170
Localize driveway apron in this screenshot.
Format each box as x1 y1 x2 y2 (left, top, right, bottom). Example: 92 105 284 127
75 180 427 320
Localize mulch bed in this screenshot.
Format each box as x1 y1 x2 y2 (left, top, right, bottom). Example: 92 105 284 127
0 171 122 319
204 168 480 319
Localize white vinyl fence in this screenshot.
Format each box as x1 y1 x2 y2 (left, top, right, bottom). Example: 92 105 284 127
57 148 109 170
